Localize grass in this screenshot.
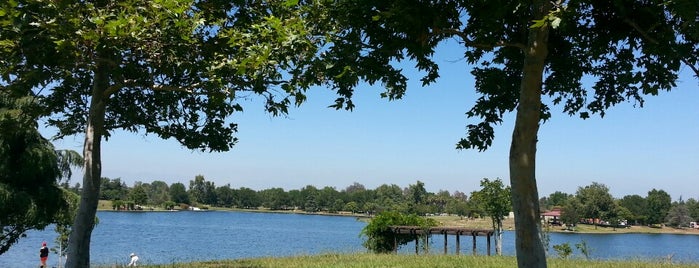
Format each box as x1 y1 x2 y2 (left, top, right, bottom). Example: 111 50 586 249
106 253 699 268
98 199 113 210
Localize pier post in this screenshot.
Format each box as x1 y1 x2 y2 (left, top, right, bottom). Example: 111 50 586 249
455 233 460 255
486 233 491 256
443 232 448 254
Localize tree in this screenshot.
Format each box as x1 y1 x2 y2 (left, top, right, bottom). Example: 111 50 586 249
52 189 80 263
344 201 359 213
317 186 340 211
686 198 699 223
374 184 404 210
619 194 648 225
215 184 236 208
646 189 672 225
613 201 633 228
314 1 698 267
471 178 512 255
343 182 371 209
560 197 581 229
430 190 453 213
0 92 66 255
147 181 170 207
189 175 212 205
544 191 572 210
666 198 693 228
258 187 289 210
129 184 148 207
2 0 329 265
405 180 429 215
100 177 128 201
575 182 614 228
236 187 260 209
169 182 189 205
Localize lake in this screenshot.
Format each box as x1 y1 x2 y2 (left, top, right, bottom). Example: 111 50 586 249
1 211 698 267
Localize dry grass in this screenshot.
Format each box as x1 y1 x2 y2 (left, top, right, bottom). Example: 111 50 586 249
98 199 113 210
430 215 699 235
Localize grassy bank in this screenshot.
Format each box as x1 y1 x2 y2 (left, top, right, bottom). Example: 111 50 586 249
114 253 699 268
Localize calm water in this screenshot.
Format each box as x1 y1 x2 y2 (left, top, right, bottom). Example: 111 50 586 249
2 211 698 267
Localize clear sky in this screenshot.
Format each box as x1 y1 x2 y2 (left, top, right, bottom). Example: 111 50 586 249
47 40 699 200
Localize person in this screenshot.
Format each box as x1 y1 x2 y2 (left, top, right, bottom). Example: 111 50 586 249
128 253 139 266
39 242 49 268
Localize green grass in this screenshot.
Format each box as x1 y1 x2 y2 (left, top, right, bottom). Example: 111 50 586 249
116 253 699 268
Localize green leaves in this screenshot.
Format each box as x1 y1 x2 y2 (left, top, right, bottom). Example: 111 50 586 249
530 6 563 29
0 91 66 255
360 211 437 253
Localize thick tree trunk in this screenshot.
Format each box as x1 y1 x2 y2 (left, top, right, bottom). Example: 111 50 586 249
65 59 109 268
510 1 550 267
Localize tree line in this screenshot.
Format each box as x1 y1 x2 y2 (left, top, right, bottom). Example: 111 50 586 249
86 176 474 217
76 175 699 228
540 182 699 228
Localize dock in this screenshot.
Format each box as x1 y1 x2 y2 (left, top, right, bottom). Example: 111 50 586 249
389 226 495 255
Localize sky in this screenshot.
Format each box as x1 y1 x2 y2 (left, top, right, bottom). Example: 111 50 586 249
46 40 699 200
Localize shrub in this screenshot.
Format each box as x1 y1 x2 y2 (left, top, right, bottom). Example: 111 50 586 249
360 211 437 253
553 243 572 259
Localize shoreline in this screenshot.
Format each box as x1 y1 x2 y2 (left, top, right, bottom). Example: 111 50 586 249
96 200 699 236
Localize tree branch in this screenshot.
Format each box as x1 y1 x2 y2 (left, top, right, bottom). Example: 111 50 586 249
104 80 207 97
624 18 699 79
433 28 526 50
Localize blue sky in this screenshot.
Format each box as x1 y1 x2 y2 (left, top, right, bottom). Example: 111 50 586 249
48 40 699 200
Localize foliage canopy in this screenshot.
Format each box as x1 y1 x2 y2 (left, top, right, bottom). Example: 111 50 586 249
0 92 65 255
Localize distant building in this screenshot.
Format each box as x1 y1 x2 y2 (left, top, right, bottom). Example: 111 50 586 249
540 208 562 226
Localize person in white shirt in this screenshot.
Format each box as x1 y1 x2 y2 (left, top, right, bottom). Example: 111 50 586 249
128 253 139 266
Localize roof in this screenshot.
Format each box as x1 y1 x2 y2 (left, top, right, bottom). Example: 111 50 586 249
541 209 562 217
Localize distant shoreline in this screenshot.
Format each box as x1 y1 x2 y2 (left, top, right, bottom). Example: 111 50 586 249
96 200 699 236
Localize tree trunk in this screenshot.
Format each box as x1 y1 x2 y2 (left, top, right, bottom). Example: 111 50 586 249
65 58 109 268
509 1 550 267
495 220 503 255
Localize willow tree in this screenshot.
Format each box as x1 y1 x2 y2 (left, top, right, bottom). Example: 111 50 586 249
311 1 698 267
1 0 327 266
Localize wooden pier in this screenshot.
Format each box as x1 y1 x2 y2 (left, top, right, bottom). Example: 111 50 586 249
389 226 495 255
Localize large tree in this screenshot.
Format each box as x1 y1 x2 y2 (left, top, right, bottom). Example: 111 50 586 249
646 189 672 224
619 194 648 225
576 182 614 227
1 0 328 266
169 182 190 205
311 1 697 267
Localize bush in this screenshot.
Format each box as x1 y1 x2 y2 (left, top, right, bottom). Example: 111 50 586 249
553 243 572 259
162 201 176 210
360 211 437 253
